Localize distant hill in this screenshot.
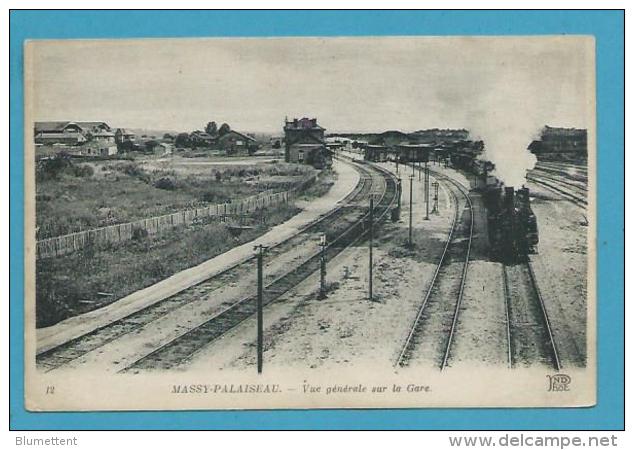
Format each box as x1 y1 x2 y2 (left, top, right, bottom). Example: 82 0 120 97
328 128 470 146
124 128 182 139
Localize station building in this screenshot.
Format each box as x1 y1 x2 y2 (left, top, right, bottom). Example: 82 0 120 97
283 117 332 168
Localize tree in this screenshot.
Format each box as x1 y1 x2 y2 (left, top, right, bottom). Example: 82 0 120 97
218 123 231 136
175 132 190 148
205 121 218 136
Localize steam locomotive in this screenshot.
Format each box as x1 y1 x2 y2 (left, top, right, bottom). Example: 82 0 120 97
482 184 539 262
444 143 539 261
361 139 539 261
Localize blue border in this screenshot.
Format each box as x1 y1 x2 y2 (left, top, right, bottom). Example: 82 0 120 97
9 10 624 430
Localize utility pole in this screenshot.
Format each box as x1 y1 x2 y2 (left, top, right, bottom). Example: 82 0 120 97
424 161 430 220
319 234 327 299
254 244 268 374
409 174 414 246
368 196 374 301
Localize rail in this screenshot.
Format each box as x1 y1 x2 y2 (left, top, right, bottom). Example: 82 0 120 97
527 174 587 208
439 174 474 371
121 161 398 371
526 260 562 371
394 167 473 369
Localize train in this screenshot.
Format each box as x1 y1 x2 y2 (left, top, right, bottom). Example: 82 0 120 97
466 153 539 261
440 143 539 261
361 140 539 261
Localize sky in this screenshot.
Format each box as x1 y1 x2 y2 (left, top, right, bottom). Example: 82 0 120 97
27 36 594 135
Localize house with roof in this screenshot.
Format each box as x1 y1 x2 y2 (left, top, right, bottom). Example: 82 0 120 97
34 121 112 145
114 128 136 145
528 126 588 162
90 130 116 144
217 130 259 155
189 130 217 147
34 122 87 145
81 140 118 157
283 117 331 168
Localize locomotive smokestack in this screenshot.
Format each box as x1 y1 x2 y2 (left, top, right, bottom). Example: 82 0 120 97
504 186 515 211
517 187 530 209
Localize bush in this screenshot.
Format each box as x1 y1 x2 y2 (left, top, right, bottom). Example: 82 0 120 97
36 156 94 181
131 226 149 241
72 164 94 178
200 190 219 203
154 177 177 190
36 156 72 181
115 162 144 177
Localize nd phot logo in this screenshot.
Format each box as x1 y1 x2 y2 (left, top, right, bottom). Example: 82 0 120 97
547 374 571 392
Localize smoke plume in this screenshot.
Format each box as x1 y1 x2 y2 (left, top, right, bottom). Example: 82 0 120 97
464 62 550 188
470 119 539 189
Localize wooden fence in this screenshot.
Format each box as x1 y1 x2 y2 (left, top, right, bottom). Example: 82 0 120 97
36 174 317 259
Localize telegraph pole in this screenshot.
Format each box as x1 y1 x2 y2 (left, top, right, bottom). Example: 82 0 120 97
368 196 374 301
409 174 414 246
319 234 327 299
254 244 268 374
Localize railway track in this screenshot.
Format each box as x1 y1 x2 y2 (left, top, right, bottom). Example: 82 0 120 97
530 169 587 192
123 162 398 372
502 260 562 370
37 159 398 372
394 169 473 370
527 173 587 208
536 161 587 175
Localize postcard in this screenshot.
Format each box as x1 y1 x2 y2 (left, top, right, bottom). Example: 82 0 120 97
24 36 596 410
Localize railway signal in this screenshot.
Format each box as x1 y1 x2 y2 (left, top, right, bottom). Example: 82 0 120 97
409 174 414 246
424 161 430 220
432 181 439 214
254 244 268 374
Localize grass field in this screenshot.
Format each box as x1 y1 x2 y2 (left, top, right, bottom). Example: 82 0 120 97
36 166 337 328
36 156 316 239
